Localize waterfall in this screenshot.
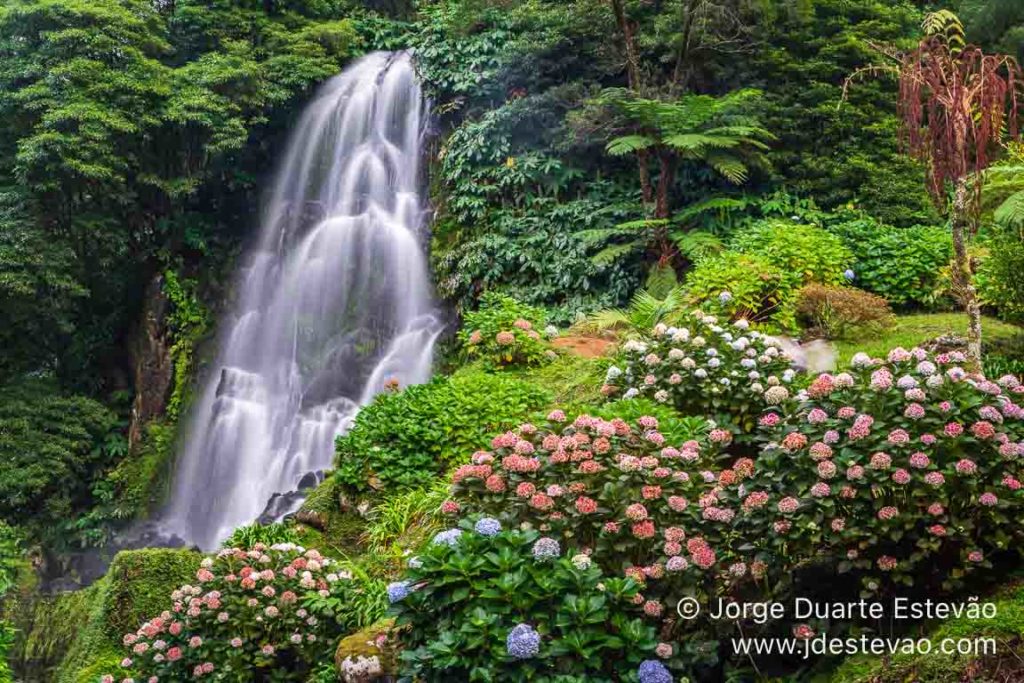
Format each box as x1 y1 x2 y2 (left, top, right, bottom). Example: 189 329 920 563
165 51 442 550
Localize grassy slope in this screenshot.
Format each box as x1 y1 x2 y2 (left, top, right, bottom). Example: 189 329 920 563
829 582 1024 682
833 313 1023 366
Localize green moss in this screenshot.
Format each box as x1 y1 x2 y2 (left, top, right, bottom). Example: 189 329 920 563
103 422 178 522
833 313 1023 367
2 548 202 683
97 549 201 639
334 619 397 680
829 583 1024 682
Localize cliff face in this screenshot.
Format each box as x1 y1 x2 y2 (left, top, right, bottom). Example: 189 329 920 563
128 275 173 451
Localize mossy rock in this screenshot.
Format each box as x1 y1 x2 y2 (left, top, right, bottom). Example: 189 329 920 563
3 548 201 683
335 619 398 683
97 548 202 639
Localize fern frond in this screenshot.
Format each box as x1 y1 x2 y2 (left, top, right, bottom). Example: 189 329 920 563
994 190 1024 228
606 134 655 156
590 241 642 266
705 153 749 184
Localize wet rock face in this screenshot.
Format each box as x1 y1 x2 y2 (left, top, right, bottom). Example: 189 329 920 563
128 275 173 449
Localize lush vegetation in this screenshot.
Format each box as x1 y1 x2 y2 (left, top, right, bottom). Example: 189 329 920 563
3 0 1024 682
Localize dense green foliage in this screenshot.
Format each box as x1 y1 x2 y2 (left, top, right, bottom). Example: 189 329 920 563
392 526 656 681
3 0 1024 681
334 368 552 492
826 213 953 308
0 0 361 389
0 379 121 543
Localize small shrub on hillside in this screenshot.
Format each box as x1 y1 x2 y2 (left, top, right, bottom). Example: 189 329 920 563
756 348 1024 594
105 544 349 682
458 291 554 368
826 214 951 307
731 219 853 286
222 522 301 550
601 312 796 435
978 221 1024 321
684 251 795 328
796 284 895 339
391 526 657 682
334 369 551 493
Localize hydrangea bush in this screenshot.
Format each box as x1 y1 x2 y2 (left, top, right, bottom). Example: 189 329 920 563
438 410 789 672
458 291 555 368
601 311 796 434
390 525 658 682
103 544 349 682
755 348 1024 594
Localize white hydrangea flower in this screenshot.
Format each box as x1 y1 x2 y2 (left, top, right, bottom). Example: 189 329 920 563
851 352 872 368
834 372 855 388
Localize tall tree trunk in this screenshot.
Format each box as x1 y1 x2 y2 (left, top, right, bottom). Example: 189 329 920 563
951 178 983 370
609 0 653 206
654 152 676 263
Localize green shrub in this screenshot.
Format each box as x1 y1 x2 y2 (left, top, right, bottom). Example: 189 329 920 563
684 251 796 328
458 292 553 368
334 369 552 493
0 619 14 682
796 284 895 340
826 213 952 307
0 522 19 598
731 219 853 287
391 526 657 682
978 221 1024 321
222 522 301 550
0 378 120 540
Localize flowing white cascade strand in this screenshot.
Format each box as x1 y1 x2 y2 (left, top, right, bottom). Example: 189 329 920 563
166 51 441 549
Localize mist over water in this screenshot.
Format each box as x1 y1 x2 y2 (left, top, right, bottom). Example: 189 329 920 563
166 51 441 549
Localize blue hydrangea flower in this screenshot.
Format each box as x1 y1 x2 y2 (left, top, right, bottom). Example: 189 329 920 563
432 529 463 547
843 269 856 281
531 537 560 561
506 624 541 659
387 581 411 603
638 660 673 683
474 517 502 537
718 290 733 304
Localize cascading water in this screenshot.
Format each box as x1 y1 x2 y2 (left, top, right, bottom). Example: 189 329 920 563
166 51 442 550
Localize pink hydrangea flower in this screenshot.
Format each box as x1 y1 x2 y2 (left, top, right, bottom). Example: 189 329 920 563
777 497 800 514
909 452 930 469
877 506 899 521
955 459 978 475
